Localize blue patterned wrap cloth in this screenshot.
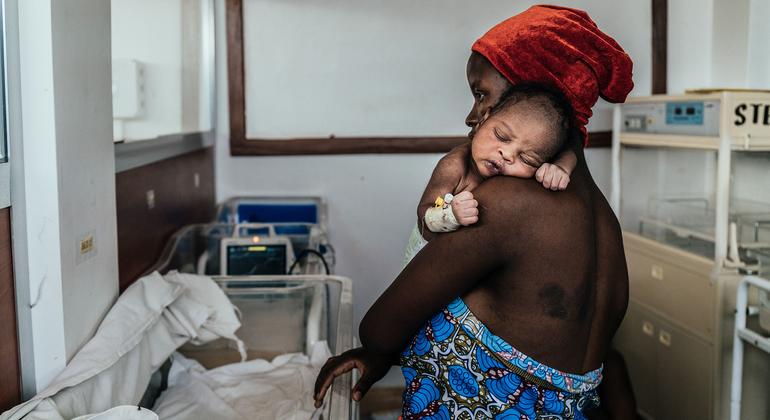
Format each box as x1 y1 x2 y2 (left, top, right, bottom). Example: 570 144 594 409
400 298 602 419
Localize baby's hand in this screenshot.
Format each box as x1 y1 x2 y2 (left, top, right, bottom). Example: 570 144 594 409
535 163 571 191
451 191 479 226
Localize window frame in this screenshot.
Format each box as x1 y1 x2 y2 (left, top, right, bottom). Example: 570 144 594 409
225 0 614 156
0 0 10 209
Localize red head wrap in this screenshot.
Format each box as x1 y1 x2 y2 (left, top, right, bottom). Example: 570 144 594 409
472 5 634 144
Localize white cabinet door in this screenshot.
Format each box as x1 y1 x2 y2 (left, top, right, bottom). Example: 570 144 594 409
614 301 658 419
654 316 713 420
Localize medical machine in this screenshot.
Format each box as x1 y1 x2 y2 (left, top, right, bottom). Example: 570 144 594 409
146 222 332 277
215 197 335 272
216 196 327 227
611 91 770 420
219 236 294 275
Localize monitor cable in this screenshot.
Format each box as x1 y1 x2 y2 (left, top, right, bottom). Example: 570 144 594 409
288 249 330 275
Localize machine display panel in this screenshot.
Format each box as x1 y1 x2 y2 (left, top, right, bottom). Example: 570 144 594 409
224 243 289 275
665 102 704 125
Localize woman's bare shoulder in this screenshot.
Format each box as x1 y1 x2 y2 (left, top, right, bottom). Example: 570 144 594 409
474 176 585 223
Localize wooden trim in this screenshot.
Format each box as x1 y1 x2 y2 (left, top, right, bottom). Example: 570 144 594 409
225 0 613 154
652 0 668 94
231 136 469 155
0 207 21 411
226 0 246 149
586 131 612 148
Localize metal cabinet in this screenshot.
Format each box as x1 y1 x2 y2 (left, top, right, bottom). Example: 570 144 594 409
617 300 714 420
611 92 770 419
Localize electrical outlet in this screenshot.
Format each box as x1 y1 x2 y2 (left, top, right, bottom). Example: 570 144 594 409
624 115 646 131
76 231 97 264
80 235 94 255
146 189 155 209
194 173 200 188
651 265 664 280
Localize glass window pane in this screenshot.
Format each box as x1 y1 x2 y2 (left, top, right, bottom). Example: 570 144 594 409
620 147 718 259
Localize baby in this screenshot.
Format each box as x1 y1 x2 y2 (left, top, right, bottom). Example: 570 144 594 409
405 83 577 263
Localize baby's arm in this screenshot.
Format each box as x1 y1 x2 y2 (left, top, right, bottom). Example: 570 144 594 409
535 148 577 190
417 145 478 241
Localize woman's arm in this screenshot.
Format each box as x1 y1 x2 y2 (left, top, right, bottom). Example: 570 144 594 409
361 177 522 355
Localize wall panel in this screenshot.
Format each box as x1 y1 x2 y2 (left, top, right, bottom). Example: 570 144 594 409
0 207 21 410
116 148 215 291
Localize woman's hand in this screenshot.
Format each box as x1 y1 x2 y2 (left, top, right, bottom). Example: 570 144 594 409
313 347 395 408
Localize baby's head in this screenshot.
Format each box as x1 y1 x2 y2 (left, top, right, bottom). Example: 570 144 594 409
470 83 575 179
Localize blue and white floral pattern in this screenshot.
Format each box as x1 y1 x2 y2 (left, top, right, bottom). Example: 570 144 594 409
400 298 602 420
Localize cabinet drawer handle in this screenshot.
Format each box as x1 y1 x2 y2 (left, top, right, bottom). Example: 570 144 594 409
651 265 664 280
659 330 672 347
642 321 655 336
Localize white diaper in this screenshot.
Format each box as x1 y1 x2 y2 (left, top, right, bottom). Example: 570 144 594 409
403 224 428 266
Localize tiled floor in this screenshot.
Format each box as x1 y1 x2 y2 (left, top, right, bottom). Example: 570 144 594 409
359 386 403 420
363 410 401 420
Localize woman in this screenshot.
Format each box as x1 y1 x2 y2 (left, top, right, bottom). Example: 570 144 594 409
314 6 634 419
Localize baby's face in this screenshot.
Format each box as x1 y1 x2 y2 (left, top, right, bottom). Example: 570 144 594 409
470 103 552 179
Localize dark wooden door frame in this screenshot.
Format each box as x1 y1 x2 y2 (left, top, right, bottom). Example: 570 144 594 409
652 0 668 94
226 0 667 155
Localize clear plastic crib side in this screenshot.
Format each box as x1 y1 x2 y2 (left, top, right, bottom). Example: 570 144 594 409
161 275 356 419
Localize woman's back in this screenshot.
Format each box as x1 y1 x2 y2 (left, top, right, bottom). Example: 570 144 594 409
462 162 628 375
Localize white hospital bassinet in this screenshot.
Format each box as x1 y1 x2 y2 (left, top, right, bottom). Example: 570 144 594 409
149 233 356 419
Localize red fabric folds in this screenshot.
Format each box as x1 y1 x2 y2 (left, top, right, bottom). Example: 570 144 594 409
472 5 634 144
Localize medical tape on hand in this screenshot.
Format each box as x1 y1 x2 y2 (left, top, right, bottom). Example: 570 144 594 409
424 204 461 233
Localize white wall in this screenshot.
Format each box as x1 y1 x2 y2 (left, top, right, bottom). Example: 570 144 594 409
242 0 650 139
13 0 119 392
747 0 770 88
668 0 769 93
215 0 640 336
668 0 714 94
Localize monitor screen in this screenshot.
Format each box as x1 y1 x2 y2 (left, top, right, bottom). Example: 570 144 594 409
226 244 287 275
237 204 318 224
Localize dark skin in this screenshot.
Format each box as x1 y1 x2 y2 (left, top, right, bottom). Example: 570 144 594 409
314 148 629 406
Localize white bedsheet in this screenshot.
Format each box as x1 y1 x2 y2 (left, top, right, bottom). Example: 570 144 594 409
151 341 331 420
1 271 244 420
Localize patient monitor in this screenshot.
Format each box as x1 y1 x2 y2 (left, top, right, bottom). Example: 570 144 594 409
220 236 295 275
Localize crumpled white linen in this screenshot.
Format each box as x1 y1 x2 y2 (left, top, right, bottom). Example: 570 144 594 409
151 341 331 420
1 271 244 420
71 406 158 420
